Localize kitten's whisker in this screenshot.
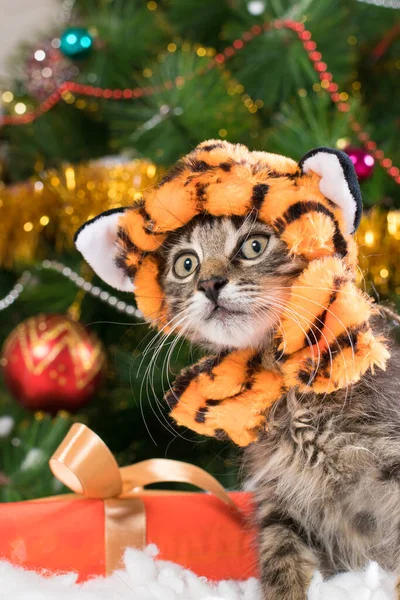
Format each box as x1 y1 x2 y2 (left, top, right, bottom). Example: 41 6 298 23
264 296 351 401
137 311 190 415
271 283 376 309
257 309 287 359
254 296 346 396
142 313 195 442
250 303 287 355
137 308 189 373
162 324 191 407
251 298 322 388
264 287 358 374
355 265 367 293
125 306 196 444
148 342 186 439
143 312 188 389
282 289 356 394
129 306 188 370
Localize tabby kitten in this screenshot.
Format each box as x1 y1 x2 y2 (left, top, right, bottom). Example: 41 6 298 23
158 214 400 600
75 141 400 600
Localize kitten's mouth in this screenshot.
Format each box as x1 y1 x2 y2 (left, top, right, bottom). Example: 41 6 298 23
205 304 246 321
189 299 277 349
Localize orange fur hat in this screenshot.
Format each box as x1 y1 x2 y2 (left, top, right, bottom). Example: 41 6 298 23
75 141 390 446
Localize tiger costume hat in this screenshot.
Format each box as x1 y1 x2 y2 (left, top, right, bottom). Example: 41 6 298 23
75 141 389 446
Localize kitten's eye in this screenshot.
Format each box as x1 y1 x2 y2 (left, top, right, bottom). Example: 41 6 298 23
240 236 269 260
173 253 199 278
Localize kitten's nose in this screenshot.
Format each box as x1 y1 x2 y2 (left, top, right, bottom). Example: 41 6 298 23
197 277 228 303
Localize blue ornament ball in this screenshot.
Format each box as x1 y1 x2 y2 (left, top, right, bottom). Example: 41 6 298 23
60 28 93 59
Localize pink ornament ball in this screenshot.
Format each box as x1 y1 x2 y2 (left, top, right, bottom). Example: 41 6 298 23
344 146 375 181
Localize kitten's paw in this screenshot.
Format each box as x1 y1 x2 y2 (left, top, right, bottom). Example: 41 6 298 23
262 578 310 600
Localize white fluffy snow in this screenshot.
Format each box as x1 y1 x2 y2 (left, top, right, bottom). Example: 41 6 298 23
0 545 397 600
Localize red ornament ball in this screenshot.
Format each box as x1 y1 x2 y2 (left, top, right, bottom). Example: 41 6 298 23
1 314 106 412
344 146 375 181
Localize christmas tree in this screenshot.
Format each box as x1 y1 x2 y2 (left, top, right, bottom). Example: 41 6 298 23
0 0 399 501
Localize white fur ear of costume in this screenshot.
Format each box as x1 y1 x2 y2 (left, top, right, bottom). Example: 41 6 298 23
74 207 133 292
298 147 362 235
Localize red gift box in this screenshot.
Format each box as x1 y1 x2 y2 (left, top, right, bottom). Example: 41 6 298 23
0 424 258 582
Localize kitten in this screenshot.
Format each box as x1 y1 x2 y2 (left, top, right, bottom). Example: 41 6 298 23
157 214 400 600
75 141 400 599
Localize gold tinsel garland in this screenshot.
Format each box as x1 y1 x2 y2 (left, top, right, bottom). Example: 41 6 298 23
0 158 161 267
0 162 399 296
356 208 400 296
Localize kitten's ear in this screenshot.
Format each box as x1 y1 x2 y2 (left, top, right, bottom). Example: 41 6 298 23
298 147 362 234
74 207 133 292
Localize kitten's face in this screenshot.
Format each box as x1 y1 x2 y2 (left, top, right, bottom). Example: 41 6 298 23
159 216 304 350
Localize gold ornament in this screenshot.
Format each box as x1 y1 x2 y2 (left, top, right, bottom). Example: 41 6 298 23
0 158 161 267
356 208 400 296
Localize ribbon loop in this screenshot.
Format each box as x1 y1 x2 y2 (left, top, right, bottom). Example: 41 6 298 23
120 460 234 507
49 423 122 499
49 424 235 508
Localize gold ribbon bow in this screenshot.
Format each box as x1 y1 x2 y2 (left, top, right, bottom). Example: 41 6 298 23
49 423 238 574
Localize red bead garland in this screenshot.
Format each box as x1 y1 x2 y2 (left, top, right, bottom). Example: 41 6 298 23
1 19 398 185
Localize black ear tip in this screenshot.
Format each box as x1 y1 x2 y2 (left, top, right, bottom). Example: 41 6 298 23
74 206 128 246
74 223 85 244
298 146 363 233
74 216 96 245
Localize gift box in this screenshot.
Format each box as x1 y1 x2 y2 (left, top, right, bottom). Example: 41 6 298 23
0 424 257 582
